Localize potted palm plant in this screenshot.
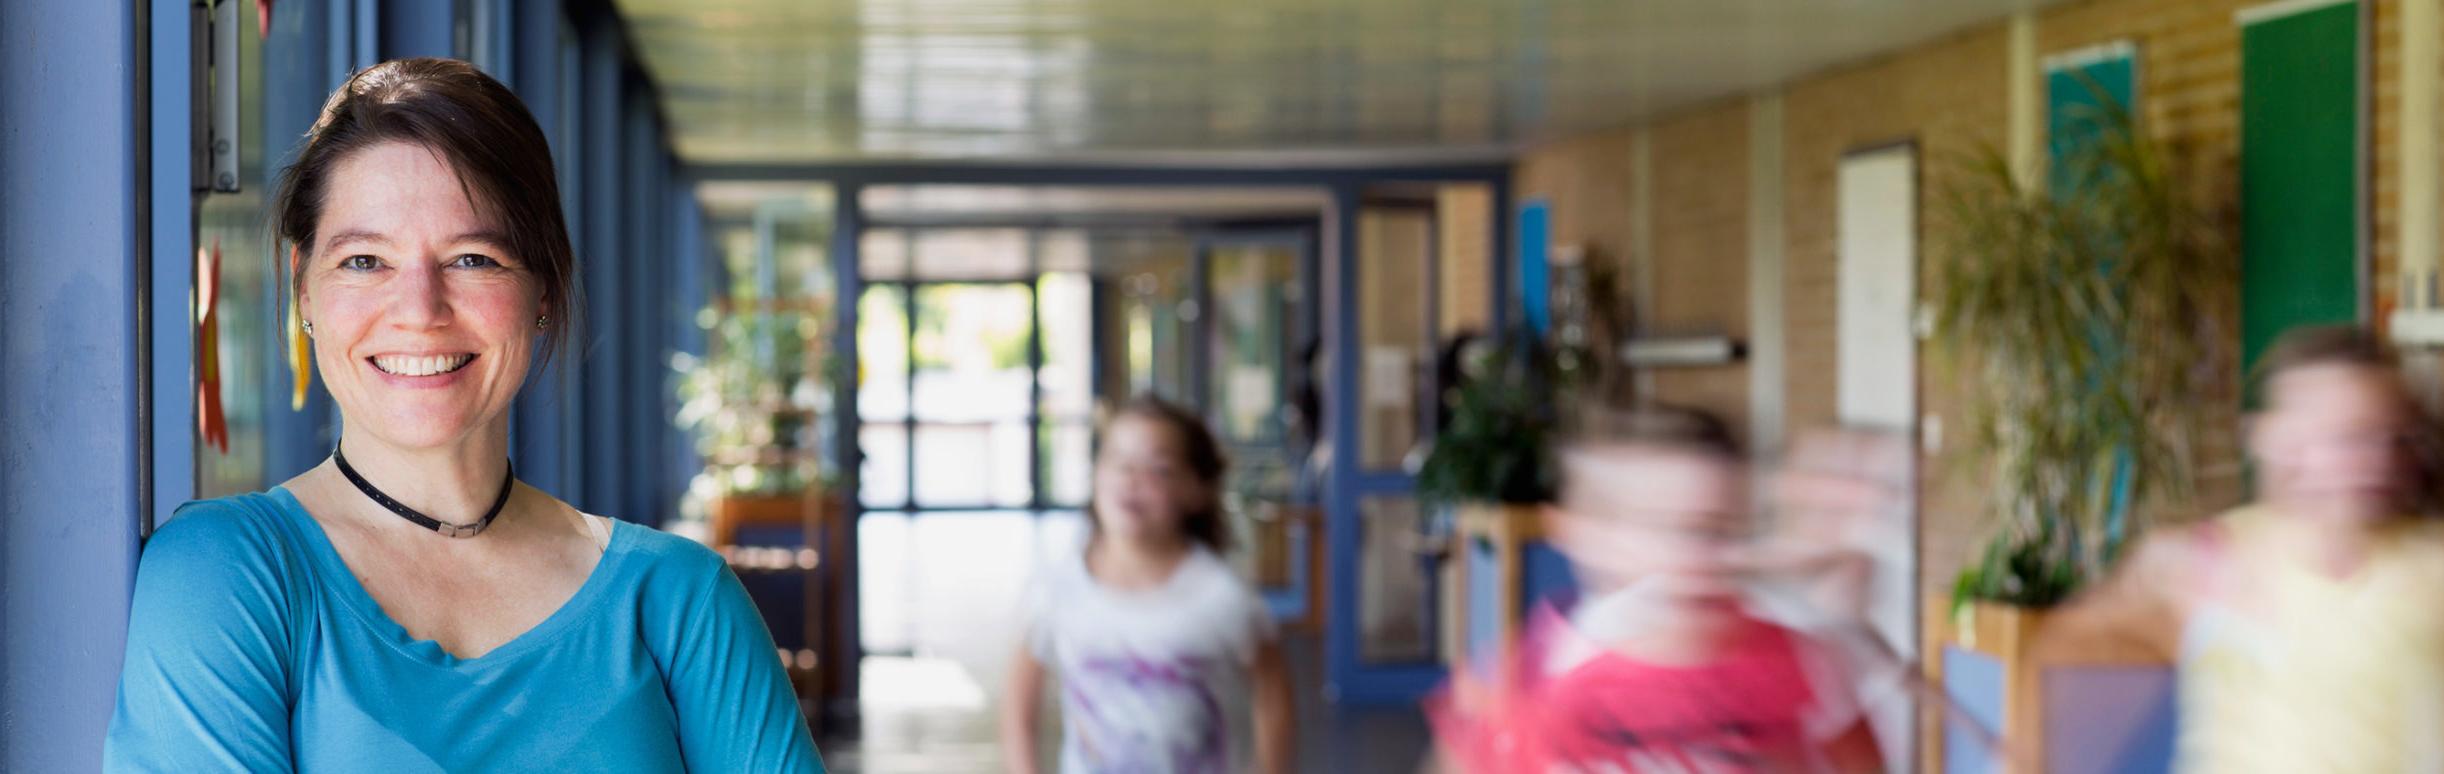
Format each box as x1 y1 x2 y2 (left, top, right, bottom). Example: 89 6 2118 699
1925 98 2234 770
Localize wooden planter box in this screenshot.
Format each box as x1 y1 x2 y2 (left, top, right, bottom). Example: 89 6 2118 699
1926 599 2178 773
1445 502 1575 667
707 493 826 548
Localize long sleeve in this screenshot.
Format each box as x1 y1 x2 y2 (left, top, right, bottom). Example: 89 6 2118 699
648 546 825 773
104 501 300 773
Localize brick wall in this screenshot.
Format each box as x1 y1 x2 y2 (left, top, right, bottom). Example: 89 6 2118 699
1647 101 1754 440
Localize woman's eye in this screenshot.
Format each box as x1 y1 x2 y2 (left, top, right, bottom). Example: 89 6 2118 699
451 254 501 269
341 255 380 271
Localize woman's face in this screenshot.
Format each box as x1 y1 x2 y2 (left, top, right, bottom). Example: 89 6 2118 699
299 141 539 452
1091 415 1204 544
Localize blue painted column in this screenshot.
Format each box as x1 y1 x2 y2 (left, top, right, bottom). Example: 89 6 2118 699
263 0 343 487
622 90 667 523
578 17 626 517
828 183 866 719
379 0 456 59
508 0 580 500
0 1 143 768
670 177 707 513
146 0 197 536
1322 182 1364 702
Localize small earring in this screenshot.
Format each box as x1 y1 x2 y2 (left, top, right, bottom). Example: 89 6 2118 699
302 320 314 337
535 315 549 330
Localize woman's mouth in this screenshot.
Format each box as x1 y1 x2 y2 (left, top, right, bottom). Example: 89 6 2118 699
369 353 476 377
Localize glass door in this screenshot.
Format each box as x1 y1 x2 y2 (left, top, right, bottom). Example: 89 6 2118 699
1325 183 1500 703
1198 230 1318 621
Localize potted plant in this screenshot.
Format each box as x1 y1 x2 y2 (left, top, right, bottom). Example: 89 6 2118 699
1924 98 2233 769
673 300 836 548
1417 338 1566 664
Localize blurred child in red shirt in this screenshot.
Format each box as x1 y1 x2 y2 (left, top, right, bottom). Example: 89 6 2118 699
1429 409 1884 773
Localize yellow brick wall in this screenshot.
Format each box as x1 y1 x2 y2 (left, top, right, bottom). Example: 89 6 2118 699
1647 101 1754 440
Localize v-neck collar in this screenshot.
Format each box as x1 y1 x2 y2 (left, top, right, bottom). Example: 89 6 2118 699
269 485 629 669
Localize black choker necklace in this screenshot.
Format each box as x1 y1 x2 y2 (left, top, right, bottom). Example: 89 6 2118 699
331 443 515 539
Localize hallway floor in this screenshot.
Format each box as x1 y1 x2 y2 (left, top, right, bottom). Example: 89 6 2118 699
819 637 1436 774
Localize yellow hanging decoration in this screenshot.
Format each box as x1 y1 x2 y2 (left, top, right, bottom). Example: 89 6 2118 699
287 249 311 410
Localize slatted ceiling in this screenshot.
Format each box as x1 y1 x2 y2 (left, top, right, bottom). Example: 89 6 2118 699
857 223 1167 281
615 0 2063 164
695 181 835 219
861 185 1326 222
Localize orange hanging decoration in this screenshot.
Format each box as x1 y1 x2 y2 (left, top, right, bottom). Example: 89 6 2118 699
196 239 230 454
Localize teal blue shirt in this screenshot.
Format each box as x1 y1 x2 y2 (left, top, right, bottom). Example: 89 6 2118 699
104 488 825 772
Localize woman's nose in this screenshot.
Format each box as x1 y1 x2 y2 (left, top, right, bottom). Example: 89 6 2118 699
388 261 453 328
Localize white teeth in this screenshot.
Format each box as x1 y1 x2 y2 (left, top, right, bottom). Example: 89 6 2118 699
373 354 473 377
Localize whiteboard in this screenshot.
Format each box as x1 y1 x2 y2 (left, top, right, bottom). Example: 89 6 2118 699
1837 147 1919 430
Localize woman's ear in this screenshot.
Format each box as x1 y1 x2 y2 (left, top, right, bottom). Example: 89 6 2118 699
289 243 310 313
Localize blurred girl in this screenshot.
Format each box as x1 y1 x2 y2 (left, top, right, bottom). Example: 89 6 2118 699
1430 409 1885 773
2038 326 2444 771
1001 396 1294 774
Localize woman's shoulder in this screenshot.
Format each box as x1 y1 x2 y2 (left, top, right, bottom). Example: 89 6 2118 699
130 491 318 623
146 490 310 571
607 520 735 584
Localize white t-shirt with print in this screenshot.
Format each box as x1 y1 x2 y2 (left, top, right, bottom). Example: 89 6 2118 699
1023 544 1277 774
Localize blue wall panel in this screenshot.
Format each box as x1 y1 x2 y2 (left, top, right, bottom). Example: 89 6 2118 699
1466 539 1502 660
1943 647 2008 774
1521 540 1574 612
2045 666 2178 774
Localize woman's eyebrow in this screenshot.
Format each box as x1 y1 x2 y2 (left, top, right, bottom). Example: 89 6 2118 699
451 230 513 248
320 229 389 253
319 229 513 253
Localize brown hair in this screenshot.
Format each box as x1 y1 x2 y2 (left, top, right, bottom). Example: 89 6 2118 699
1560 403 1742 458
2255 324 2444 510
273 57 578 368
2254 324 2396 385
1091 395 1232 552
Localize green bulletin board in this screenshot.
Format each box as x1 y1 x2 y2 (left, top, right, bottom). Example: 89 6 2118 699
2240 0 2361 376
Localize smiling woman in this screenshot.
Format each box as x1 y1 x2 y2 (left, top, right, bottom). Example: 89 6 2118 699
103 58 825 773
